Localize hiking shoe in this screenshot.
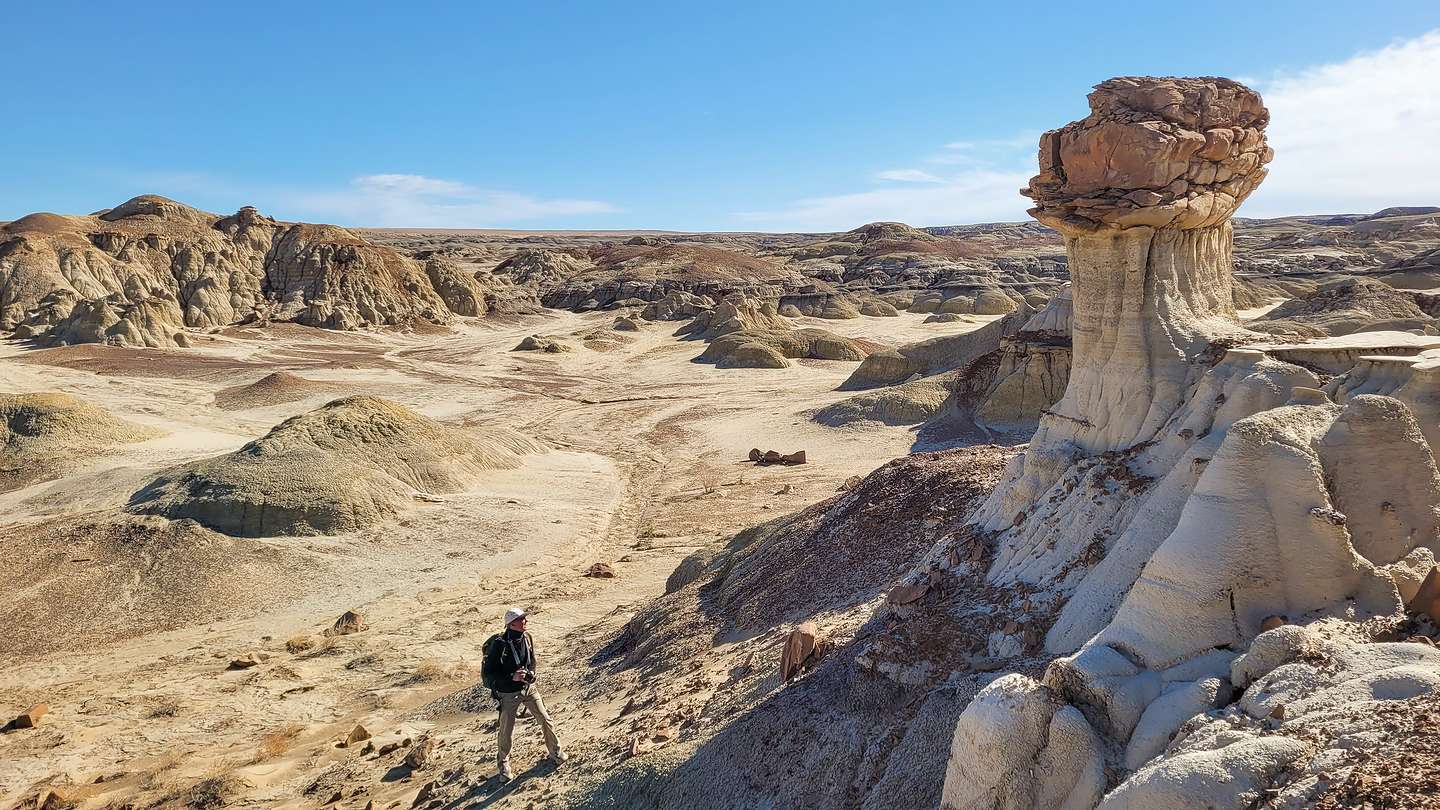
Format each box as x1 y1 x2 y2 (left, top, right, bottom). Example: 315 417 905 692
499 761 514 781
550 750 569 765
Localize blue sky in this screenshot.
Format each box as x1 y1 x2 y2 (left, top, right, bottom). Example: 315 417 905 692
4 1 1439 231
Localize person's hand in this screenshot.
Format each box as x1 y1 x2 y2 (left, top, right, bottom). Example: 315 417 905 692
512 670 528 682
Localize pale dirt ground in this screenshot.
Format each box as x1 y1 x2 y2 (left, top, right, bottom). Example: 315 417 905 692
0 310 996 809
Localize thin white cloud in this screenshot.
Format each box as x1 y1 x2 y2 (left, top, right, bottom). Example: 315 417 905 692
742 30 1440 231
875 169 944 183
354 173 470 196
1243 29 1440 217
737 133 1036 230
290 174 620 227
736 167 1032 231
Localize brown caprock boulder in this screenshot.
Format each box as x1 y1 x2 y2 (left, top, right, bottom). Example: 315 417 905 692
779 621 829 682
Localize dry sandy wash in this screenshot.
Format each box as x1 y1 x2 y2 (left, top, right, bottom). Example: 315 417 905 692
0 303 1002 809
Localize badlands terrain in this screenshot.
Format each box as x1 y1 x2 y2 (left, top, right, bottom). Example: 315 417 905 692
6 76 1440 810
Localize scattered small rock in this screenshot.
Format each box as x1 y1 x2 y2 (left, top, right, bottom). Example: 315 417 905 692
342 724 370 748
886 581 929 606
779 621 830 682
327 610 368 637
1260 615 1288 632
6 704 49 730
227 653 268 670
1409 565 1440 621
749 449 807 466
405 735 435 770
585 562 616 578
838 475 863 492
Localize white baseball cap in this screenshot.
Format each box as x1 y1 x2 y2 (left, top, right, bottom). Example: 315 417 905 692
504 606 527 625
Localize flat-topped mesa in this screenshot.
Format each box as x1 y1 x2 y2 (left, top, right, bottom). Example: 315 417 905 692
1022 76 1271 453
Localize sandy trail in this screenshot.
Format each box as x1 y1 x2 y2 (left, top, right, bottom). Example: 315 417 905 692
0 310 983 808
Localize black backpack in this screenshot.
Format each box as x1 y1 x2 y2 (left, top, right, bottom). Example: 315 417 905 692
481 633 504 690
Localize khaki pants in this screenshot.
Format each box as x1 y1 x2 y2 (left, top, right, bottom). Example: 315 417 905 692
496 685 560 766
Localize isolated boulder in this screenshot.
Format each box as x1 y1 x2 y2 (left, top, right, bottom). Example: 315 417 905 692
6 704 49 730
514 335 571 353
329 610 367 637
779 622 828 682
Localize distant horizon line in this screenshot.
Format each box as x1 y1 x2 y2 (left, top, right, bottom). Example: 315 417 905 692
1 193 1436 236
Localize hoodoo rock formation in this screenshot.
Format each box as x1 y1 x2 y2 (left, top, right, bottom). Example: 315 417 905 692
935 77 1440 808
1021 76 1269 453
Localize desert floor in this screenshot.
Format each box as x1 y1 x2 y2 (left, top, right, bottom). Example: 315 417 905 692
0 310 997 809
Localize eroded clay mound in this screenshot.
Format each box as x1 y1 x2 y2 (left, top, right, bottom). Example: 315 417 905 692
840 304 1033 390
41 296 190 349
1 392 159 493
814 373 956 426
0 513 306 656
212 372 340 411
264 225 454 330
128 396 545 536
1251 276 1434 337
826 290 1069 433
513 334 572 353
776 292 863 320
694 328 873 368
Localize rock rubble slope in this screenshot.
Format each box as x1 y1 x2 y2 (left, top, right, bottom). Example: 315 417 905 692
935 76 1440 809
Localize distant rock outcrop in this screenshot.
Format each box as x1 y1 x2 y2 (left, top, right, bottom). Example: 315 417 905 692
128 396 544 536
675 297 790 341
1250 276 1434 337
0 195 492 347
540 243 800 311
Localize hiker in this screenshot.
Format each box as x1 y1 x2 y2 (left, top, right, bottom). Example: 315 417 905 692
483 606 566 780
